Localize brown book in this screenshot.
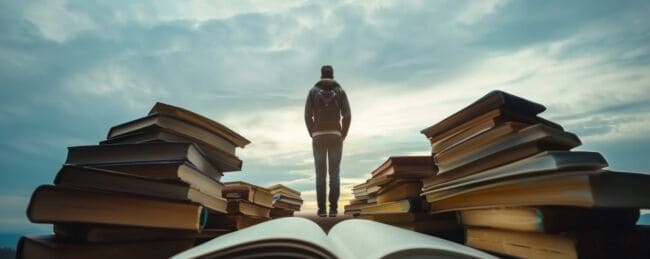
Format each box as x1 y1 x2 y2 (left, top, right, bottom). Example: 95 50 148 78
425 171 650 213
270 208 294 218
375 180 422 204
91 160 217 181
422 125 581 189
28 185 206 231
394 219 461 234
267 184 301 199
227 200 271 218
465 227 650 259
101 126 242 172
53 224 229 242
65 142 222 179
422 151 608 192
273 200 302 211
370 156 436 178
460 207 640 233
17 235 195 259
360 198 426 214
344 201 376 216
206 214 268 230
431 109 526 153
54 165 227 213
272 193 303 206
357 212 455 224
436 124 581 174
222 181 274 208
149 102 250 148
420 90 555 142
435 121 530 165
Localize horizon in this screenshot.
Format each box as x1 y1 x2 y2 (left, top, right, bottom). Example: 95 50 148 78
2 0 650 249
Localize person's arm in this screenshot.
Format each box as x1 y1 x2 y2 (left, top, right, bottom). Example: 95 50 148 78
304 90 315 137
340 89 351 141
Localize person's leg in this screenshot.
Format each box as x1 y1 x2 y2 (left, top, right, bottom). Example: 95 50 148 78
327 135 343 216
312 135 327 216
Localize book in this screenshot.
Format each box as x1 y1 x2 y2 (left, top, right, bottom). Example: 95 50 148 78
424 171 650 213
222 181 274 208
27 185 207 231
53 224 229 242
267 184 301 199
343 202 376 215
465 226 650 259
436 123 581 174
422 151 608 191
394 220 461 235
435 121 529 165
420 90 552 142
205 214 268 230
17 235 195 259
91 160 219 182
148 102 250 148
54 165 227 213
226 200 271 218
101 126 243 172
270 208 294 218
272 193 303 206
360 198 426 214
370 156 436 178
65 142 222 179
459 207 640 233
171 217 497 259
272 200 302 211
431 109 529 153
357 212 452 224
375 180 422 204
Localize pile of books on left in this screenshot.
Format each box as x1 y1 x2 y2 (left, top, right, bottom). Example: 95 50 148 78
18 102 250 259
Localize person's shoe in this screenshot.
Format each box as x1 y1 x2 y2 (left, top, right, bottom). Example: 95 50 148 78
328 210 338 217
317 210 327 217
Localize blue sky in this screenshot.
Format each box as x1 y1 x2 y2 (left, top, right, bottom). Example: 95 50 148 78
1 0 650 243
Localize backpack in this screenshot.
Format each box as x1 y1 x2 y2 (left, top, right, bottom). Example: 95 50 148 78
314 88 341 124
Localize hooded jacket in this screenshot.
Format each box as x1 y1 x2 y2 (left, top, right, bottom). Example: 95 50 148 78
304 79 351 138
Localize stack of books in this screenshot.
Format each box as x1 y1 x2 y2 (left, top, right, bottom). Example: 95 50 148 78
344 182 373 215
267 184 303 218
344 156 460 237
419 90 650 258
211 181 274 230
18 102 250 258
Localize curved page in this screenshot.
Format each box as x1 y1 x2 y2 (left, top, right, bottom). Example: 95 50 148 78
172 217 338 259
328 219 496 259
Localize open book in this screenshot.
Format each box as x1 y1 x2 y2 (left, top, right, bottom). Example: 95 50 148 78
172 217 495 259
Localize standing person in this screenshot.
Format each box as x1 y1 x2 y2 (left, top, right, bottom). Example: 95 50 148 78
304 65 351 217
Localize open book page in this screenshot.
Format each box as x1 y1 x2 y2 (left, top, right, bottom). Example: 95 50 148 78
171 217 340 258
327 219 497 259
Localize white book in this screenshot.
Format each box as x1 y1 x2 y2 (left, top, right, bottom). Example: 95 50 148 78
172 217 496 259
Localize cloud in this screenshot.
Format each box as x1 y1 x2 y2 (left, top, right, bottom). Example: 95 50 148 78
2 0 650 231
24 0 96 43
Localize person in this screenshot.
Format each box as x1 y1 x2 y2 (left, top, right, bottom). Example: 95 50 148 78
304 65 351 217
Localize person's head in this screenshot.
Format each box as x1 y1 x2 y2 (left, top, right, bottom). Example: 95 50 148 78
321 65 334 79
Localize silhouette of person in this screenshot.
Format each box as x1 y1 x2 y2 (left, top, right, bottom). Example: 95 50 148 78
304 65 351 217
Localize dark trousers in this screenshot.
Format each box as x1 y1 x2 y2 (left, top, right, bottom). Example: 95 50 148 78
312 134 343 212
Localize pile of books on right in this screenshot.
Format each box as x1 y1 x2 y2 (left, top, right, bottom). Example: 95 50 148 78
420 90 650 258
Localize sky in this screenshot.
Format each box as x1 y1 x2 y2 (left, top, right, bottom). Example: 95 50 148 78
1 0 650 245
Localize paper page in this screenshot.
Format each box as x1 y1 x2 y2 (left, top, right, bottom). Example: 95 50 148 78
172 217 339 258
328 219 497 259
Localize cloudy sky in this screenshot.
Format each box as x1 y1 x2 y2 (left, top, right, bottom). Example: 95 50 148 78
1 0 650 241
